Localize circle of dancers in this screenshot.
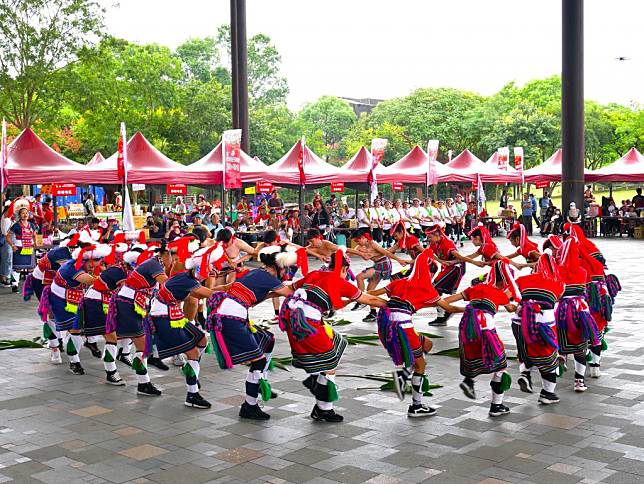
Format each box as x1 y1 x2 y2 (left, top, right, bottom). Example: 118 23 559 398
15 202 620 422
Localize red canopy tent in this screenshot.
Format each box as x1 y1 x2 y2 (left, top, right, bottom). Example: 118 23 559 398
266 140 362 186
378 145 452 184
341 146 371 173
87 152 105 166
586 148 644 183
104 132 203 185
523 149 595 183
443 149 520 183
185 142 270 184
6 128 119 184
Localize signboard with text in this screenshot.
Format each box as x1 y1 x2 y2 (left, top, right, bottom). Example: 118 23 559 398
535 181 550 189
223 129 242 189
52 184 76 196
256 181 273 194
166 184 187 195
392 182 404 192
331 181 345 193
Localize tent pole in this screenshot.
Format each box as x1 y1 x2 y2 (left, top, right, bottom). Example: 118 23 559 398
220 182 225 222
354 188 359 214
298 185 304 245
53 196 57 228
609 183 613 198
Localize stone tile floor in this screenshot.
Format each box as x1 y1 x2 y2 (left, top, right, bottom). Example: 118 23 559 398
0 237 642 483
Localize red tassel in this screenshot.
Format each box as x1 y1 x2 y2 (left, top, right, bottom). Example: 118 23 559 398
112 232 125 245
296 247 309 276
136 250 153 266
67 233 81 247
333 249 344 277
75 245 96 270
104 245 117 266
138 231 146 244
199 245 219 279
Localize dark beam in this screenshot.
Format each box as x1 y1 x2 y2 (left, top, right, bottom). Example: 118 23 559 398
230 0 239 129
561 0 585 218
235 0 250 154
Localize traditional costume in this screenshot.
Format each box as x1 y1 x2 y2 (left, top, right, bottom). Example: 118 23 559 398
457 260 516 417
377 249 440 417
9 211 37 276
554 236 601 392
279 249 361 422
427 225 465 325
513 254 564 404
507 223 541 264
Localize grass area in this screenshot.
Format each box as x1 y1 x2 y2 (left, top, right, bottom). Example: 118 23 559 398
485 187 639 214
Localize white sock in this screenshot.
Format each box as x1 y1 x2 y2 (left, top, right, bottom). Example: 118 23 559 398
87 335 101 344
117 338 132 355
315 374 333 410
491 372 504 404
541 371 557 393
69 334 83 364
103 343 117 372
133 352 150 384
185 360 200 394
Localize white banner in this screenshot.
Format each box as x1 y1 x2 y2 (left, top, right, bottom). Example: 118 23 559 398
427 140 439 185
132 184 146 192
514 147 524 171
369 138 387 202
497 147 509 170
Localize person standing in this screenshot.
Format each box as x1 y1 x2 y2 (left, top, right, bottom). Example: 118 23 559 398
267 190 285 219
521 193 533 236
529 193 539 227
631 187 644 215
0 203 13 288
500 189 509 210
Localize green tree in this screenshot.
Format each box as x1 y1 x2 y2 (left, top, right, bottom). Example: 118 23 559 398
0 0 105 129
298 96 356 160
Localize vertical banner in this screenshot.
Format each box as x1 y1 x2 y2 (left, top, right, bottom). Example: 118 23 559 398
513 147 524 171
222 129 242 189
369 138 387 202
1 119 7 195
476 173 486 217
427 139 439 185
117 123 127 183
118 122 135 232
448 149 453 163
497 147 509 170
297 136 306 186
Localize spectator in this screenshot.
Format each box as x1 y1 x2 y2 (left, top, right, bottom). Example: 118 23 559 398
584 185 595 206
539 191 551 223
208 213 224 238
32 193 44 228
146 215 163 240
632 188 644 214
267 209 280 231
521 193 533 235
0 202 12 287
311 199 330 230
237 196 250 218
84 193 96 217
166 220 185 241
357 200 371 231
340 203 355 221
254 198 270 225
326 194 338 211
529 193 539 227
113 191 123 212
540 205 555 235
500 189 509 209
267 190 284 217
174 196 187 217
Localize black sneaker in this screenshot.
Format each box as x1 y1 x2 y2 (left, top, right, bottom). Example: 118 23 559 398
84 341 102 358
11 285 18 293
147 357 169 371
310 405 344 422
538 390 560 405
302 375 317 394
391 369 409 401
517 372 533 393
362 311 376 322
460 378 476 399
239 402 270 420
137 382 162 396
427 316 447 327
106 370 125 386
407 403 437 418
117 351 133 367
270 390 278 399
69 362 85 375
185 392 211 409
489 403 510 417
351 302 364 311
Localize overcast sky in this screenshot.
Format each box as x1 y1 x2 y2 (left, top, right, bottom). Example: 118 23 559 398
104 0 643 110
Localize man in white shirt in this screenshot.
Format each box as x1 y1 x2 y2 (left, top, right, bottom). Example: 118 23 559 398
0 202 13 287
357 200 372 232
370 198 386 243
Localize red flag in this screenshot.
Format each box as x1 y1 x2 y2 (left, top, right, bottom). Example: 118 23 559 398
1 119 7 191
298 137 306 186
116 123 127 183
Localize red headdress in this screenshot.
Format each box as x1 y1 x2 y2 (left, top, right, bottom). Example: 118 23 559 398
535 253 561 281
486 259 520 301
508 222 539 256
468 222 492 244
60 233 81 248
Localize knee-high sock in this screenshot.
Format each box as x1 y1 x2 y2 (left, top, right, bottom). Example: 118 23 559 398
10 271 19 287
245 370 261 405
132 352 149 384
66 334 83 364
102 343 117 372
44 320 59 349
87 335 101 344
411 373 425 405
490 371 505 404
589 344 601 366
314 373 335 411
184 359 200 394
573 353 587 380
117 338 132 355
262 352 272 380
541 369 557 393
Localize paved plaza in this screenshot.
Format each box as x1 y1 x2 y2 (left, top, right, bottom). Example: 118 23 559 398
0 238 643 484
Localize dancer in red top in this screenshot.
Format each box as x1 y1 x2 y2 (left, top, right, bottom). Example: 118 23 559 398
513 254 565 405
505 223 541 270
463 224 504 265
444 260 518 417
369 248 463 417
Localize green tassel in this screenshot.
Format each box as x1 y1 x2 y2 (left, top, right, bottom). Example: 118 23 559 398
102 303 109 315
103 350 114 363
258 378 272 402
327 380 339 402
182 362 196 378
66 338 77 356
558 361 567 376
500 372 512 392
398 327 414 368
134 304 147 317
42 323 54 340
268 359 275 371
65 302 78 314
204 338 214 355
586 351 593 362
421 374 430 393
604 326 612 334
132 356 145 372
601 336 608 351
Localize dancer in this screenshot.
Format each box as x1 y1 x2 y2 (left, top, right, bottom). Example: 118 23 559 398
463 224 503 266
149 244 227 409
444 259 518 417
106 241 173 396
6 202 37 292
351 227 408 322
388 222 423 280
206 247 294 420
370 248 463 417
213 227 256 286
279 249 386 422
552 236 601 392
513 253 565 404
425 225 481 326
26 234 83 363
505 222 541 269
42 244 110 375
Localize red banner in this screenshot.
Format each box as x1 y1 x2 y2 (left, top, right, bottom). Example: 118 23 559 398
256 181 273 194
535 181 550 189
514 147 524 171
223 129 242 189
331 181 344 193
392 182 404 192
471 180 478 190
52 183 76 196
166 184 187 195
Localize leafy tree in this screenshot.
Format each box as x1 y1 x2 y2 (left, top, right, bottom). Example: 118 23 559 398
0 0 105 129
299 96 356 160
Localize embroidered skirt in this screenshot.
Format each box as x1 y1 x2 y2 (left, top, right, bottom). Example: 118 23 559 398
50 293 77 332
219 316 274 365
82 298 107 337
433 263 465 295
12 249 35 271
115 298 145 338
151 318 205 359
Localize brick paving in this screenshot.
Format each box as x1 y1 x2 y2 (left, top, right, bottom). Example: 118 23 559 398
0 237 642 483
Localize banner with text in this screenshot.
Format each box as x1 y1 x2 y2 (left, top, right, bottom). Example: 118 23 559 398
535 181 550 189
52 184 76 196
166 184 187 195
392 182 404 192
256 181 273 194
223 129 242 189
497 147 509 170
514 147 524 171
331 181 345 193
427 139 439 185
